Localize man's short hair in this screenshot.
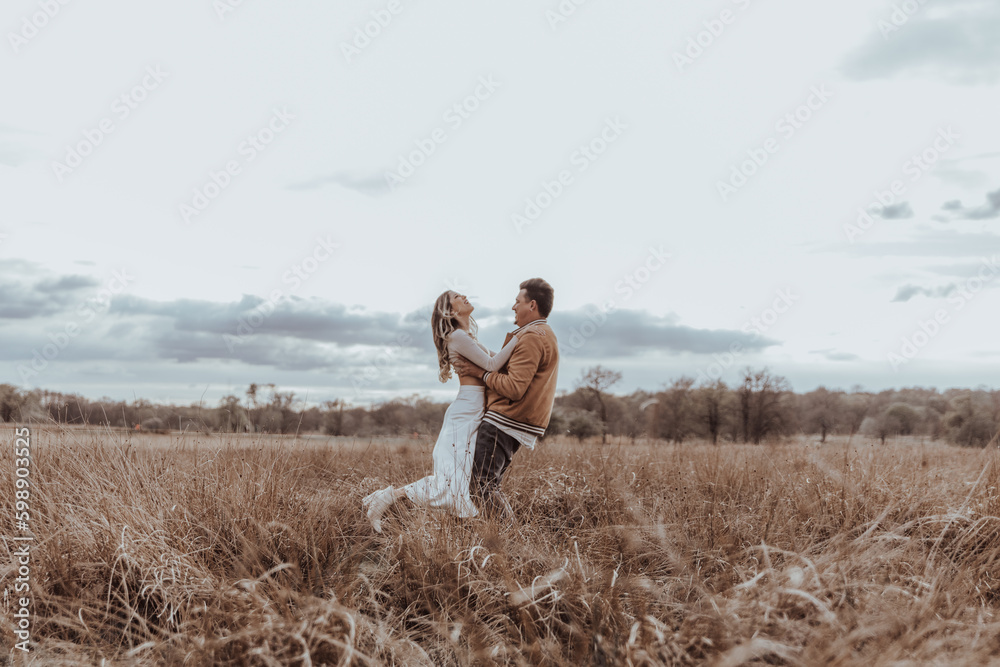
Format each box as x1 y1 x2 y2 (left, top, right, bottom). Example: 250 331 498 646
520 278 554 318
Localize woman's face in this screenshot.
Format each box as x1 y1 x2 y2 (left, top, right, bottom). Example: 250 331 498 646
450 292 473 316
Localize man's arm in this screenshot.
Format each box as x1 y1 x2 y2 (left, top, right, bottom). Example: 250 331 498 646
450 355 485 380
483 335 543 402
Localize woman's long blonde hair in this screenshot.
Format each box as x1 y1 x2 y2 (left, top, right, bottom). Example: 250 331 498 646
432 291 477 383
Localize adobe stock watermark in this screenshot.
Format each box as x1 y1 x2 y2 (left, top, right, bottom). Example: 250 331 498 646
7 0 73 54
340 0 410 63
716 84 833 202
213 0 251 21
383 76 501 190
877 0 930 39
545 0 592 31
673 0 755 72
512 116 628 234
696 288 799 385
223 235 340 352
179 108 295 225
51 65 169 183
887 255 999 371
16 269 135 383
843 126 959 243
559 245 670 355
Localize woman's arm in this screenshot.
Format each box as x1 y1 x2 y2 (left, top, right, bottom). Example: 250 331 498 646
449 330 518 372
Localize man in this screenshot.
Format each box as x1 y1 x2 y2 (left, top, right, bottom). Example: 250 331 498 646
452 278 559 520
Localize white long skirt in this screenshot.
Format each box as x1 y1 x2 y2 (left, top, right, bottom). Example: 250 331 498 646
403 385 483 518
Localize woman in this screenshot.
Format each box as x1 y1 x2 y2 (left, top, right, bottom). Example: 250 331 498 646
362 291 525 532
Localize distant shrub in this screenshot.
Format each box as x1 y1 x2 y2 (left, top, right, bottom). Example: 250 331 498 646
945 391 999 448
141 417 168 434
883 403 921 436
950 414 997 448
566 410 603 443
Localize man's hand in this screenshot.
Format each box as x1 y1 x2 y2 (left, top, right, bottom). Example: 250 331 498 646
452 354 484 379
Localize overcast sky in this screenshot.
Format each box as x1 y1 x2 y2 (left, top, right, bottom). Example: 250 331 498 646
2 0 998 406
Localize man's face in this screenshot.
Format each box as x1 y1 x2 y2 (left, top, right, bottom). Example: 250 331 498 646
512 288 536 327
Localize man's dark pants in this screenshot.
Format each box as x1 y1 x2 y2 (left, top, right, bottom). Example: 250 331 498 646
471 420 520 520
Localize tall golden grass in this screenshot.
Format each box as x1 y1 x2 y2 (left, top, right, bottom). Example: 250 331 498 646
3 426 1000 665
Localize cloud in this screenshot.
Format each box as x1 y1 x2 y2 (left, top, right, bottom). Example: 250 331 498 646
891 283 958 302
0 143 43 167
0 122 45 167
938 186 1000 220
925 257 1000 278
809 349 861 362
151 328 358 370
876 202 915 220
0 262 101 319
286 172 389 195
109 296 778 366
36 275 100 293
551 306 778 358
113 295 433 350
834 230 1000 258
842 1 1000 83
933 152 1000 187
1 266 783 379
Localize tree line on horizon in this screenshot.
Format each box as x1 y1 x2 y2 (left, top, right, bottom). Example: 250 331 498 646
1 368 998 448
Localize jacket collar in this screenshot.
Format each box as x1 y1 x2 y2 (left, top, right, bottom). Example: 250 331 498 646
513 318 547 335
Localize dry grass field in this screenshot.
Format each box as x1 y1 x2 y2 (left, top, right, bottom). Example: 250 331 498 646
3 425 1000 665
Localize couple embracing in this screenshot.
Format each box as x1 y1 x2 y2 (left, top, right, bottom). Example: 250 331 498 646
363 278 559 531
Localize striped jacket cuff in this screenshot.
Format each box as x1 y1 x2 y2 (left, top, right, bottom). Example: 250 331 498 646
484 410 545 436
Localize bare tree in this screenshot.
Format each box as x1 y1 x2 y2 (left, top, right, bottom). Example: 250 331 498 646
270 389 299 434
738 376 751 443
738 367 791 444
696 379 728 445
245 383 260 433
802 387 844 443
0 384 20 422
843 391 871 437
323 399 346 436
576 365 622 443
620 391 654 443
655 376 695 443
218 395 249 433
